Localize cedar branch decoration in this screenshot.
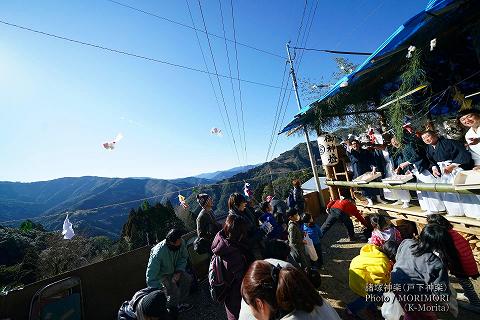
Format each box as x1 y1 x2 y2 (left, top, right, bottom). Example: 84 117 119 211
384 49 429 144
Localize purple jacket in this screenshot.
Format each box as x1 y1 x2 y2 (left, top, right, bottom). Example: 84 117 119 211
211 230 247 320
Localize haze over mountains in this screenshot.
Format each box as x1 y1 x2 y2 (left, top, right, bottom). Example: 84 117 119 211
194 165 259 181
0 142 319 238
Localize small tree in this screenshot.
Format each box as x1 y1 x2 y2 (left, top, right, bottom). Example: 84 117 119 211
300 57 379 137
262 183 274 201
121 202 186 249
19 220 45 233
37 234 93 279
175 206 196 232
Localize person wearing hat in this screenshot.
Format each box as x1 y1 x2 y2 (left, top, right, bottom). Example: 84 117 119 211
146 228 193 314
195 193 222 253
118 288 175 320
458 108 480 219
458 108 480 170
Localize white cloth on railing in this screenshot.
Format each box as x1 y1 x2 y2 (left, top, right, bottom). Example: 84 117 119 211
437 161 465 216
461 195 480 219
412 168 445 213
437 161 464 216
383 151 411 202
433 161 480 219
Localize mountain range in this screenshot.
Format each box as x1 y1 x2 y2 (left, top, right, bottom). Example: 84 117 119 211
187 142 320 218
0 142 319 238
194 164 259 181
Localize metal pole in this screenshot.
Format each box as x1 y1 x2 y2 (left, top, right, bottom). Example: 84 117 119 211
286 42 325 207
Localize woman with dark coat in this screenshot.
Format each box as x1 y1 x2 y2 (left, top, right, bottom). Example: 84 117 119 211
228 193 256 229
228 193 265 260
211 214 249 320
427 214 480 306
392 224 460 319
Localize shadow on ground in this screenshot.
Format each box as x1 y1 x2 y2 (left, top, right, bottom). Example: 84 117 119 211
181 213 480 319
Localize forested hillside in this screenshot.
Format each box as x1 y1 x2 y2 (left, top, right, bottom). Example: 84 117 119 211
187 142 320 217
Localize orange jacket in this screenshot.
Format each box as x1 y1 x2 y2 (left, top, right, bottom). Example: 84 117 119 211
327 200 367 227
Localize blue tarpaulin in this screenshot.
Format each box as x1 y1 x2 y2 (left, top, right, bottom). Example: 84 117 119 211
280 0 480 134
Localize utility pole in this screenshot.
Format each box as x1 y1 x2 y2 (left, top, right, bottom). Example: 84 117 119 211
286 42 325 207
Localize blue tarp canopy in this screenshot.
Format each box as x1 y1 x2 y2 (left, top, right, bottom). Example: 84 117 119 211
280 0 480 134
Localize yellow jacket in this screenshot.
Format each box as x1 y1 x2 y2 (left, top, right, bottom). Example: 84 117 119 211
349 244 392 297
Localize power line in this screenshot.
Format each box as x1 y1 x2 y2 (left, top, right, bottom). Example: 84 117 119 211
265 0 310 162
184 0 235 160
270 75 292 159
272 87 294 157
292 47 373 56
0 165 317 225
265 62 289 161
230 0 248 164
268 0 318 161
295 0 319 73
196 0 241 163
294 1 309 48
218 0 244 164
106 0 285 60
0 19 290 91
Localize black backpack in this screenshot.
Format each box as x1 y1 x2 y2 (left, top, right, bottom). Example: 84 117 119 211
118 288 159 320
208 254 233 303
193 237 211 255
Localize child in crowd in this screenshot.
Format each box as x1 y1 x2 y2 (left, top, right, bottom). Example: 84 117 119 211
427 214 480 307
258 201 284 240
302 213 323 268
347 240 398 317
368 214 402 247
392 224 460 320
286 208 310 269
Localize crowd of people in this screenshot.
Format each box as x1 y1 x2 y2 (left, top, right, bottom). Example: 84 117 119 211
118 179 346 320
343 109 480 219
118 182 480 320
117 109 480 320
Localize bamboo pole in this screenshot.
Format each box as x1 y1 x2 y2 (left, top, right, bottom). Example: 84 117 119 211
325 180 478 195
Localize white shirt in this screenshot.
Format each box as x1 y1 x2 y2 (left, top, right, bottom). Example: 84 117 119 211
280 300 342 320
465 127 480 165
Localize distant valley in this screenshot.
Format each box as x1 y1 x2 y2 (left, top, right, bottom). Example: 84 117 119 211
0 142 319 238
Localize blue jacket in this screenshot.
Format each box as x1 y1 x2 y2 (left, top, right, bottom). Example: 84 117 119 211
145 239 188 288
303 223 322 245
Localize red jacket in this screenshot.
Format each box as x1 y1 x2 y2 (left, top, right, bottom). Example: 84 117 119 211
448 229 479 278
327 200 367 227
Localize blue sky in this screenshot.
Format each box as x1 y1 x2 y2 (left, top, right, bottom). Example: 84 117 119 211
0 0 426 182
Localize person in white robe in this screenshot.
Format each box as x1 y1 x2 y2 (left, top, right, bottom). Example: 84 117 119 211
422 130 480 218
458 109 480 219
